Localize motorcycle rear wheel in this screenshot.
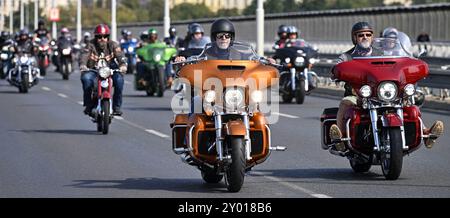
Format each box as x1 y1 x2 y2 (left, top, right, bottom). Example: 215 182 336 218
225 137 246 192
380 127 403 180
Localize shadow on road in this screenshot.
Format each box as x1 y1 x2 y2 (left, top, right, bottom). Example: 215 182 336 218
0 90 21 94
13 129 101 135
125 106 173 112
252 168 450 189
67 178 231 193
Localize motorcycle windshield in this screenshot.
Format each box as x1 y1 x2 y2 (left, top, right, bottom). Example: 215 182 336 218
194 41 260 61
353 38 412 59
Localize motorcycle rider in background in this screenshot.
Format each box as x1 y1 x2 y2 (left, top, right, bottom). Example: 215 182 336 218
274 25 289 49
55 28 75 72
0 31 15 79
164 26 184 49
33 20 52 42
329 22 444 151
79 24 127 117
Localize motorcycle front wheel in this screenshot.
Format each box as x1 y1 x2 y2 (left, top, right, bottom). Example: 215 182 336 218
295 79 306 104
380 127 403 180
225 137 246 192
19 74 29 93
101 100 110 135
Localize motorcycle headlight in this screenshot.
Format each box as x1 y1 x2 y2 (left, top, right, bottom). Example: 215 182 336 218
0 53 8 60
154 54 162 62
309 58 318 64
62 48 71 55
224 88 244 108
127 47 134 53
378 82 397 102
20 56 29 63
295 57 305 66
284 57 291 63
404 84 415 96
2 46 8 51
359 85 372 98
99 67 111 78
251 90 263 103
203 90 216 103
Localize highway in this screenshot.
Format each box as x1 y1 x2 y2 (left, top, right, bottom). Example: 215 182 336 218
1 67 449 198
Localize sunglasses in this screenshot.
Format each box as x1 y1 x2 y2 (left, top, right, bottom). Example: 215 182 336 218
96 35 109 39
216 33 231 39
357 33 373 38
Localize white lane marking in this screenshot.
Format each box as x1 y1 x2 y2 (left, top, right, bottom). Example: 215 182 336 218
77 101 84 105
252 171 332 198
41 86 51 91
58 93 68 98
272 112 299 119
145 129 170 138
311 194 333 198
114 116 124 120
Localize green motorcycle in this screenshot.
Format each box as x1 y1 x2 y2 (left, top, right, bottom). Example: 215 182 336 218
135 42 177 97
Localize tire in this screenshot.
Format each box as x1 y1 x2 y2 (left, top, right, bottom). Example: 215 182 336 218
380 127 403 180
20 74 29 93
62 63 69 80
39 66 46 76
156 67 165 97
201 170 223 183
350 155 372 173
281 93 293 103
146 89 154 96
225 137 246 192
101 100 110 135
295 80 306 104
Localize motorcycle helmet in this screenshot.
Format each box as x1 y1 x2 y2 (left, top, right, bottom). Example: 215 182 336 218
382 27 399 39
38 19 45 27
169 26 177 36
278 25 289 38
61 27 70 35
84 32 91 38
210 19 235 42
287 26 299 37
189 24 204 36
148 28 158 36
121 29 128 36
351 21 373 45
1 31 10 40
94 24 110 37
140 30 149 41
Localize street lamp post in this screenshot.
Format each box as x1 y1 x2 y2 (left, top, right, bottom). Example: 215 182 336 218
34 0 38 30
9 0 12 33
77 0 81 42
20 0 24 30
256 0 264 56
111 0 116 41
52 0 56 39
164 0 170 38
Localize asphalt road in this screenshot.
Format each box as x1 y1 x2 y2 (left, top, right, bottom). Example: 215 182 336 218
1 67 449 198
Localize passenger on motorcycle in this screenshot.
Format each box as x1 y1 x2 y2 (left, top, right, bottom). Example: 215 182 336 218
79 24 127 116
274 25 289 49
329 22 444 151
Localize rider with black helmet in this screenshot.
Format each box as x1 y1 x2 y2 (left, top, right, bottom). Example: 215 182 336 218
274 25 289 49
164 26 184 49
15 29 37 55
34 19 51 41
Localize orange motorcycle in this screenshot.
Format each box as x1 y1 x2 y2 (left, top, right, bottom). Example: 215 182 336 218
171 42 285 192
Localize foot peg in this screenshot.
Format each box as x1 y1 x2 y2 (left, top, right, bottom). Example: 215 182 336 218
270 146 287 151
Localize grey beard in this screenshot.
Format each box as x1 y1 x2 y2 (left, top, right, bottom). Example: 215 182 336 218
358 40 371 49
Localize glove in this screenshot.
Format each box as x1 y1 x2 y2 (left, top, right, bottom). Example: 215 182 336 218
80 65 89 72
119 65 127 74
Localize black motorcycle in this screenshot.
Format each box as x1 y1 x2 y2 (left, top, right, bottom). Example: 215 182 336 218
7 51 39 93
274 39 319 104
57 38 74 80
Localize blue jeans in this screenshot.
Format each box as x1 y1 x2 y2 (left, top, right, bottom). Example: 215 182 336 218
80 70 124 109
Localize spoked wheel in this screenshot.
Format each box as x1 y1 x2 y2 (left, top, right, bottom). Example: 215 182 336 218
225 137 246 192
201 169 223 183
380 127 403 180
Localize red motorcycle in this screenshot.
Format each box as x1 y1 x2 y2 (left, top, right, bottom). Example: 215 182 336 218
320 38 437 180
90 53 116 135
35 37 51 76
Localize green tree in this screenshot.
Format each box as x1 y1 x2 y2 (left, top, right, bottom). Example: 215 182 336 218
171 3 215 20
216 8 241 17
242 0 257 15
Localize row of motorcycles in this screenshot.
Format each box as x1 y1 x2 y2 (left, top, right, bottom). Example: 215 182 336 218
0 36 77 93
169 35 438 192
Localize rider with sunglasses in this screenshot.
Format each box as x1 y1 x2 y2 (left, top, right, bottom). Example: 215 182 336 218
79 24 128 117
